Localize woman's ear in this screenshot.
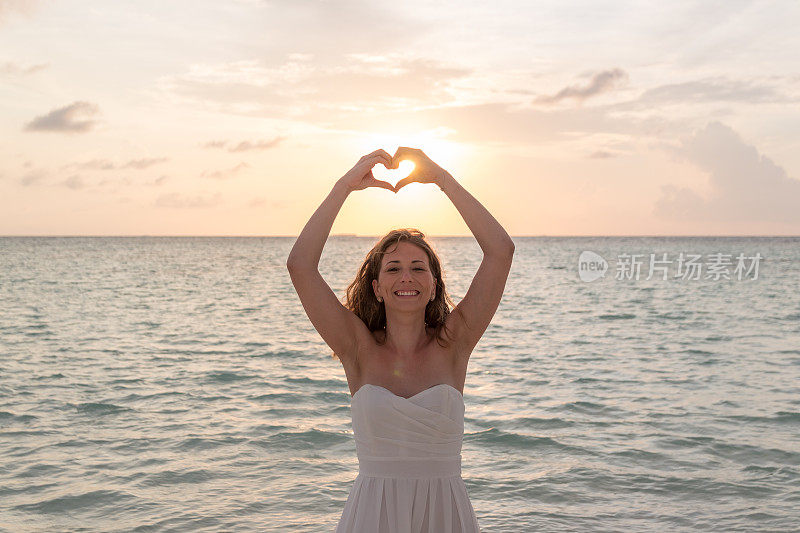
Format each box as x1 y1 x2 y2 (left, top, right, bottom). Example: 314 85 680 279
371 278 379 299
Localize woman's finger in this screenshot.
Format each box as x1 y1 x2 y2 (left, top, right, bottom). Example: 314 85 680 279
364 149 392 168
376 149 392 165
391 146 415 165
362 153 392 169
391 146 428 169
370 178 395 192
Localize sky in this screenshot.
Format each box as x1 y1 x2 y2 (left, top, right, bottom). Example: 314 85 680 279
1 0 799 236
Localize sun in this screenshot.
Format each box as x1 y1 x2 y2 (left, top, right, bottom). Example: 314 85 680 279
355 130 465 200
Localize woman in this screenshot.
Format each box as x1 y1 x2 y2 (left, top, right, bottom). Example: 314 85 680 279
286 147 514 532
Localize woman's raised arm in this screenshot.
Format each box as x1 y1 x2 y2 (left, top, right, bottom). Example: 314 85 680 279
286 150 394 363
392 147 515 355
286 150 394 269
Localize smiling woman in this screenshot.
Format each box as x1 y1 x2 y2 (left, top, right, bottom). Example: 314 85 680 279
286 147 514 532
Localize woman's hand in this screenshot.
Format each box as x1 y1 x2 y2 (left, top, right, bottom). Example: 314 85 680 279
391 147 451 192
339 149 396 193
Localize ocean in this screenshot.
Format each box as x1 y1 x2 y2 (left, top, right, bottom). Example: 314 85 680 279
1 236 798 532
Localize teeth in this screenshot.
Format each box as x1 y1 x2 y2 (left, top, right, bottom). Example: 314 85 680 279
395 291 419 296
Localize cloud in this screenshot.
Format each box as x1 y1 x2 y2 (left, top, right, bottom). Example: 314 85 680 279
122 157 169 169
228 137 285 152
0 0 39 24
250 0 433 59
23 101 101 133
202 137 285 152
155 192 223 208
65 157 168 171
655 121 800 224
1 60 49 76
61 175 85 189
96 176 131 188
20 169 46 186
155 54 469 118
535 68 628 105
638 77 788 105
201 140 228 149
359 102 648 145
201 162 250 180
72 159 115 170
308 56 470 104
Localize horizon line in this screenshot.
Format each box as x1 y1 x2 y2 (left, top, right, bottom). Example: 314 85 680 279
1 234 799 238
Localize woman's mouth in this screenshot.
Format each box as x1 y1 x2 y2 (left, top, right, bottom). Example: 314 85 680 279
394 290 420 298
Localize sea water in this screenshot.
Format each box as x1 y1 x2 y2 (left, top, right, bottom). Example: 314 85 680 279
1 236 798 532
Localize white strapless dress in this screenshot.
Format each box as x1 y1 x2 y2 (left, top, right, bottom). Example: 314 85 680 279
335 383 481 533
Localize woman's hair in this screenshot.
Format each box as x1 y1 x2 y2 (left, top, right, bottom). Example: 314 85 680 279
332 228 463 361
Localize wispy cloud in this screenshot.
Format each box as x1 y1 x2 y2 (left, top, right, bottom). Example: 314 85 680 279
588 150 615 159
251 0 432 59
535 68 628 105
20 169 46 186
61 175 86 190
0 0 39 25
375 101 646 145
155 192 223 208
202 137 285 152
23 101 102 133
655 121 800 224
122 157 169 169
230 137 285 152
1 60 49 76
65 157 168 171
201 140 228 149
72 159 115 170
637 77 789 105
201 162 250 180
156 54 469 118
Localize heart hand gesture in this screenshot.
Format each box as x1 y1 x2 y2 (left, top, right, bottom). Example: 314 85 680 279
339 149 395 193
391 147 450 193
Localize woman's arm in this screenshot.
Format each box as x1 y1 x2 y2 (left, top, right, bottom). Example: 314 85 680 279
438 171 515 257
286 150 393 364
286 150 394 268
286 179 351 269
392 147 515 257
392 147 514 356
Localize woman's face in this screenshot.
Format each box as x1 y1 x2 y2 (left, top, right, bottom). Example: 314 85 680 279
372 241 435 308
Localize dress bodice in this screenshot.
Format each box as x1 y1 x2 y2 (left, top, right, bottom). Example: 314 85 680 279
350 383 465 478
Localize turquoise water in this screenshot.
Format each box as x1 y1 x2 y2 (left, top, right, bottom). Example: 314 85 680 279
1 236 798 532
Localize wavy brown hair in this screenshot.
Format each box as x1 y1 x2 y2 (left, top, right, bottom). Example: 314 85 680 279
331 228 464 361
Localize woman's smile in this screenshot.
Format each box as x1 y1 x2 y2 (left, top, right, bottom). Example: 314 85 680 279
394 290 420 298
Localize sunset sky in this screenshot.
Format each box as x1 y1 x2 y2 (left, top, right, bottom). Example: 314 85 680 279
2 0 799 236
